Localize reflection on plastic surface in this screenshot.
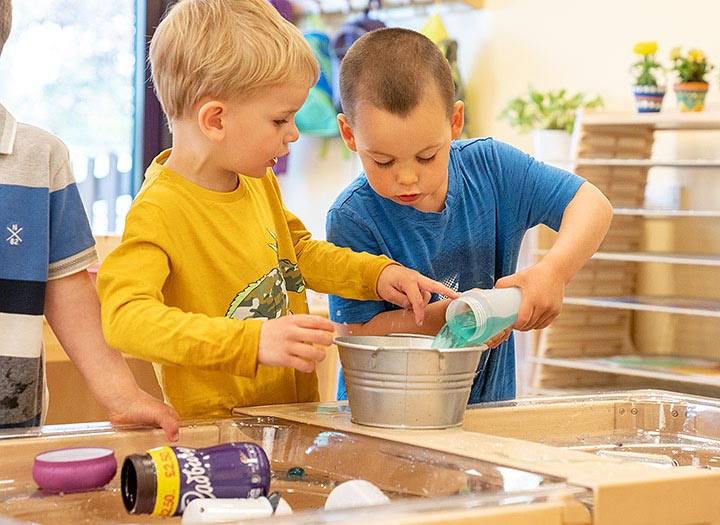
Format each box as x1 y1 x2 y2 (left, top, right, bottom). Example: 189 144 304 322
0 414 588 524
238 489 592 525
465 389 720 469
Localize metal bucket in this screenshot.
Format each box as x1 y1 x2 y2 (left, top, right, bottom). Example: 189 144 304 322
334 335 486 429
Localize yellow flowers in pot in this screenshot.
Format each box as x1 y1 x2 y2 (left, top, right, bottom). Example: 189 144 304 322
669 47 713 111
631 41 665 113
632 41 663 86
670 47 712 84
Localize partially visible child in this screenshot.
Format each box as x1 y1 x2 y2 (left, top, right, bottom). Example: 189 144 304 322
327 28 613 402
97 0 456 420
0 0 179 439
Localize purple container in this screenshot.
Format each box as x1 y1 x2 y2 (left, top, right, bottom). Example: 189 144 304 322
121 442 270 517
33 447 117 493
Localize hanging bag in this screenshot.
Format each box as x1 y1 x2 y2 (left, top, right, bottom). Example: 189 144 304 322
331 0 386 112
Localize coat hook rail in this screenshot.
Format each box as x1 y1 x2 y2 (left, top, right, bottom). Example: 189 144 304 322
295 0 481 19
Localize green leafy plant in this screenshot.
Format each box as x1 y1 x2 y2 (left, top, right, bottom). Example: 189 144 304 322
669 47 713 84
631 41 663 86
499 87 604 134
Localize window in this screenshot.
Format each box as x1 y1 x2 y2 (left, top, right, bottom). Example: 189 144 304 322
0 1 139 233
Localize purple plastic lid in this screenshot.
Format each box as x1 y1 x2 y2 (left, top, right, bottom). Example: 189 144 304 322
32 447 117 493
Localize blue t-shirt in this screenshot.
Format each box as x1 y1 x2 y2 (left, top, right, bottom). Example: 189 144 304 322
326 138 584 403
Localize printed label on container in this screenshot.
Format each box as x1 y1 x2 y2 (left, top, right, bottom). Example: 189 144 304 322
154 443 270 516
148 446 181 517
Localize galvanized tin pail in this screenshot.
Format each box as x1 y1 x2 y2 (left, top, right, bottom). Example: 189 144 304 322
334 335 485 429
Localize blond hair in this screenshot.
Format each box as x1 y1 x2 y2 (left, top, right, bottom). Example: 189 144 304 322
149 0 319 123
0 0 11 55
340 28 455 124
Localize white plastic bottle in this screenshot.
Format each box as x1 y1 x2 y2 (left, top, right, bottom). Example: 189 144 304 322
437 287 522 348
181 495 292 524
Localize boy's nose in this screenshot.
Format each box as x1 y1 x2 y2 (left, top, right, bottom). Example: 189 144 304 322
396 165 418 186
287 121 300 143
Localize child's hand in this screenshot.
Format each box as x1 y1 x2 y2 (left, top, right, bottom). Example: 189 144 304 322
482 326 513 349
107 389 181 442
495 260 565 331
377 264 460 326
258 314 335 373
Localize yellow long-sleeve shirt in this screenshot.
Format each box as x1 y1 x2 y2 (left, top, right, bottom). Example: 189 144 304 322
97 150 393 419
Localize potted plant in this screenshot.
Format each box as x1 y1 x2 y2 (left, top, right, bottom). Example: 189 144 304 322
499 87 603 162
630 41 665 113
669 47 713 111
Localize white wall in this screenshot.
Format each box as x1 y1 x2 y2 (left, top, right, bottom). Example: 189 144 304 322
470 0 720 149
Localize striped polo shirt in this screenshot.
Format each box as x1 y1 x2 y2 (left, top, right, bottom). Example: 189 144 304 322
0 103 97 427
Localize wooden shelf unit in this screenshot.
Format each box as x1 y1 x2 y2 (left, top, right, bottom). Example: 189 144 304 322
531 110 720 394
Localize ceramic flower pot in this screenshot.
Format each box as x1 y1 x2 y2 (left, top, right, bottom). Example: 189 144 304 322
673 82 709 112
632 85 665 113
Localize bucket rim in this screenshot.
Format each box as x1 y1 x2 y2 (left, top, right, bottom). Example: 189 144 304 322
333 334 487 353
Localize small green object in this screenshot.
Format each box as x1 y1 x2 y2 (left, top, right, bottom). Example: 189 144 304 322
286 467 306 481
317 404 341 413
458 486 472 495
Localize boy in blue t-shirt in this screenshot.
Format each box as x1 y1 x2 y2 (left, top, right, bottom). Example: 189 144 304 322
327 28 613 403
0 0 178 438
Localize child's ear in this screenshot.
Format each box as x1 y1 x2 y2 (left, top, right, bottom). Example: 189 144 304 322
337 114 358 152
450 101 465 140
197 100 226 141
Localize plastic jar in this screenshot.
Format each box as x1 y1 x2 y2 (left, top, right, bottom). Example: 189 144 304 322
121 442 270 517
445 287 523 346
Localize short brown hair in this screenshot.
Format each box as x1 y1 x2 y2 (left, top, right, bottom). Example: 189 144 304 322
0 0 11 55
149 0 319 123
339 27 455 124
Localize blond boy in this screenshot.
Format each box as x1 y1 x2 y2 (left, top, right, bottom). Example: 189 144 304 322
97 0 455 419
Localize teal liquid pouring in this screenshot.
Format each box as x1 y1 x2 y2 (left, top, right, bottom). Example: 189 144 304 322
431 288 523 349
432 310 518 349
